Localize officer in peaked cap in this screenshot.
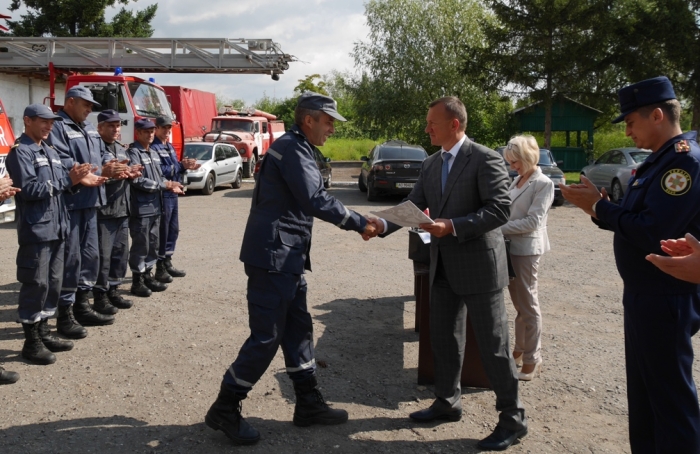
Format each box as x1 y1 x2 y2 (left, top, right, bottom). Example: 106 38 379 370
126 118 183 297
560 76 700 453
93 109 142 315
204 92 377 445
6 104 103 367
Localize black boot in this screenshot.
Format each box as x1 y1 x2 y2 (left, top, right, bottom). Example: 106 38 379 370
164 257 186 277
0 367 19 385
57 304 88 339
73 290 115 326
143 269 168 292
154 260 173 283
130 273 152 297
38 319 74 352
108 286 133 309
21 322 56 365
205 383 260 445
293 376 348 427
93 290 118 315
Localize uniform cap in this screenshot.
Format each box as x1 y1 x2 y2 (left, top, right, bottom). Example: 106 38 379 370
135 118 156 130
23 104 63 120
297 92 347 122
97 109 122 123
155 116 173 127
612 76 677 124
65 86 101 107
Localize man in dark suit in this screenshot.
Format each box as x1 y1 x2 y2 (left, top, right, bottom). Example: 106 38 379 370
204 92 378 446
371 97 527 451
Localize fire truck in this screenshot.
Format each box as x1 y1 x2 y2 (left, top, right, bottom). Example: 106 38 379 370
0 98 16 223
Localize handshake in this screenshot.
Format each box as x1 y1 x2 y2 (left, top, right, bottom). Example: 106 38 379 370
360 217 385 241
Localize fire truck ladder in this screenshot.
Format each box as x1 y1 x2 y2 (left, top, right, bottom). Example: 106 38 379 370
0 37 293 75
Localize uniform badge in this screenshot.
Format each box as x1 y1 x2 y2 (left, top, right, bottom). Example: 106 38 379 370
675 140 691 153
661 169 692 196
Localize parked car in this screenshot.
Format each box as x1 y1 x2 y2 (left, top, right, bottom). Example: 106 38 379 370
359 140 428 201
580 147 651 203
496 146 566 206
183 142 243 195
252 147 332 188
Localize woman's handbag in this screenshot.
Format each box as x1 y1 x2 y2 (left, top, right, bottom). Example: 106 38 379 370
504 237 516 280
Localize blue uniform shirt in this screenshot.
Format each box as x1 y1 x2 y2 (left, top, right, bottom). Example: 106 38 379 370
595 131 700 294
239 125 367 274
98 140 131 219
46 110 105 211
6 134 73 245
127 141 167 217
151 138 184 199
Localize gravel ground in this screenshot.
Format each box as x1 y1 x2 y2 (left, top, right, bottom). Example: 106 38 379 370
0 172 698 454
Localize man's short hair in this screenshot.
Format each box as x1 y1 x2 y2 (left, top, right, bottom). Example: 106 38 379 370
429 96 468 131
637 99 682 125
294 106 323 127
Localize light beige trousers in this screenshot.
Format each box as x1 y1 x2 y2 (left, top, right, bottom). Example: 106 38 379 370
507 254 542 364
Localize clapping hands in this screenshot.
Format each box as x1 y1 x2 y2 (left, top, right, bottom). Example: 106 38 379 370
0 175 20 201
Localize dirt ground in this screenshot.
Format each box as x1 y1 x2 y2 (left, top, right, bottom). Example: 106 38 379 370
0 168 698 454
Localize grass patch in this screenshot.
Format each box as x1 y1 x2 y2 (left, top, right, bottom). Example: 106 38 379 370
318 138 380 161
565 171 581 184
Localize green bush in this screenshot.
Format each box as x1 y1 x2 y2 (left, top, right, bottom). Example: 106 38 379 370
317 138 381 161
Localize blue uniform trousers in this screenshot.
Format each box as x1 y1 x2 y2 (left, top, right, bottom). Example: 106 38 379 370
623 291 700 453
95 216 129 292
129 215 160 273
59 207 99 306
224 264 316 394
158 196 179 259
16 240 64 323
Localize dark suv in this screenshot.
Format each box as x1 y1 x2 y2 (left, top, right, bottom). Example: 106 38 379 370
359 140 428 201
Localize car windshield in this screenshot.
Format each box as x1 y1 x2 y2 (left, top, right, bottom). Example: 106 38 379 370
211 119 254 132
538 149 554 166
629 151 651 164
183 144 213 161
128 82 174 118
378 147 427 160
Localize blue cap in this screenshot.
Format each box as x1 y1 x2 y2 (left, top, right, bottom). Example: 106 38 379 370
155 116 173 127
65 86 101 107
97 109 122 123
297 92 347 122
135 118 156 130
23 104 63 120
612 76 676 124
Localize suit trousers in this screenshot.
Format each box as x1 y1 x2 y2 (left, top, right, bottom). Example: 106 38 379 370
16 240 64 323
95 216 129 292
128 215 160 273
507 254 542 364
431 258 525 431
158 196 179 259
59 207 99 306
224 264 316 394
623 291 700 454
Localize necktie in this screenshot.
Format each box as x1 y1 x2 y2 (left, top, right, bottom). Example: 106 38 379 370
441 152 452 193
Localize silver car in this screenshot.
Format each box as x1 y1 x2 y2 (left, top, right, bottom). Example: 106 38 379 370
580 147 651 203
183 142 243 195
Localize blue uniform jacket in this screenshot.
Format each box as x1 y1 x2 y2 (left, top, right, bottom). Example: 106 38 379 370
6 134 73 245
239 125 367 274
47 110 105 211
151 138 184 199
127 142 167 217
594 131 700 294
98 140 131 219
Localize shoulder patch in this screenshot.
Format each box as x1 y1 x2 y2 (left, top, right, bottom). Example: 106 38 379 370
675 140 691 153
661 168 692 196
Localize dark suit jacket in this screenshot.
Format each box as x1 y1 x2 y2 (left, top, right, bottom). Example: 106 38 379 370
386 138 511 295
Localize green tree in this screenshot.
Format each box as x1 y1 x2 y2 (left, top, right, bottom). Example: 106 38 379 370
6 0 157 37
294 74 328 96
215 94 245 112
351 0 512 151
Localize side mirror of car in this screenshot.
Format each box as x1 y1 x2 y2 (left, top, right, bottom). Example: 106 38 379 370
556 160 564 167
361 156 369 162
324 157 331 163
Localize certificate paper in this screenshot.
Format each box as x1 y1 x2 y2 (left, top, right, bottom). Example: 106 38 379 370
370 201 434 228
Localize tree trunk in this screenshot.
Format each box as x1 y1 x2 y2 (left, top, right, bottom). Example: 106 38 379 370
692 93 700 133
544 74 553 149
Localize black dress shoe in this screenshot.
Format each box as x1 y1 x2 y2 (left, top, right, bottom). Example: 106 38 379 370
409 402 462 422
477 425 528 451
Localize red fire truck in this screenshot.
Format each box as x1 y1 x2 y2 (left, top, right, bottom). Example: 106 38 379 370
0 98 16 223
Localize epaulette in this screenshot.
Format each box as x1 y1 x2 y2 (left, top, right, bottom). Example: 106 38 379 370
675 140 691 153
10 143 18 150
115 140 125 147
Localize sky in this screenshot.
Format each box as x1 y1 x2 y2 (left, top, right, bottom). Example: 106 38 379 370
0 0 371 105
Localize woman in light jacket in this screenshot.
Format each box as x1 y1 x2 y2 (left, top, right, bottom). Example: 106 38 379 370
501 135 554 381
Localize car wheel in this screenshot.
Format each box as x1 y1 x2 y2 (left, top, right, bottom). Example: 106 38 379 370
231 169 243 189
367 181 378 201
611 179 623 204
242 154 256 178
323 171 332 189
552 197 564 207
201 173 215 195
358 173 367 192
